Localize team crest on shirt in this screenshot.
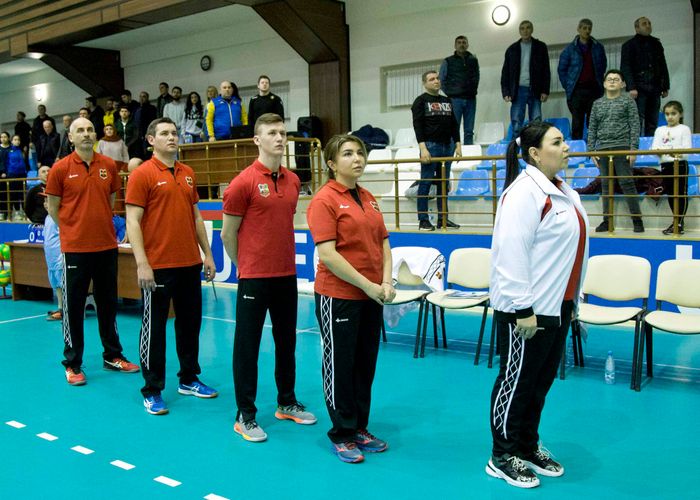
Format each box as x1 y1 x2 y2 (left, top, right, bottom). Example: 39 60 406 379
185 176 194 187
370 201 381 212
258 183 270 197
99 168 108 180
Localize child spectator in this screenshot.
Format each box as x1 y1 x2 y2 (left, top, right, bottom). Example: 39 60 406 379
43 195 63 321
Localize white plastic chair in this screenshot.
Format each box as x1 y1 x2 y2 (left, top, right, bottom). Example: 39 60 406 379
394 147 421 173
393 128 418 148
475 122 505 146
452 144 483 172
364 148 395 195
638 259 700 391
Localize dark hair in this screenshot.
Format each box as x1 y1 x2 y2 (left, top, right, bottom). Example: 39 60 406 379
86 96 97 105
172 86 182 93
185 91 203 118
17 111 26 118
455 35 467 42
254 113 284 135
146 117 176 139
634 17 648 29
578 18 593 28
663 100 684 123
520 20 533 29
231 82 241 100
140 91 150 100
0 131 9 139
422 70 437 83
121 90 132 97
604 69 624 81
323 134 367 181
258 75 270 83
118 104 131 113
504 121 554 189
79 107 90 114
159 82 169 88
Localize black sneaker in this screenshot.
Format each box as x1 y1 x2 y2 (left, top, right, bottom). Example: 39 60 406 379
418 220 435 231
595 220 609 233
485 455 540 488
632 218 644 233
662 224 684 235
522 447 564 477
437 219 460 229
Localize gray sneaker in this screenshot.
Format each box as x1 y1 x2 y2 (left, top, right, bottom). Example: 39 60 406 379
275 402 317 425
234 415 267 442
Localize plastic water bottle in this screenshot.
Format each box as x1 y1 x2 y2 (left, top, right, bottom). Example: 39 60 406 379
604 351 616 385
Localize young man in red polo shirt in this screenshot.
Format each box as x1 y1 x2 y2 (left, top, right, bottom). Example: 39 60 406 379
46 117 138 386
221 113 316 442
126 117 218 415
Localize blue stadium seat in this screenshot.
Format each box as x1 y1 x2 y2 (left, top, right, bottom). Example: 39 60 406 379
545 117 572 140
689 134 700 167
688 164 699 197
571 166 600 199
658 111 667 127
477 143 507 170
450 170 489 199
566 140 588 168
25 170 41 189
635 136 659 167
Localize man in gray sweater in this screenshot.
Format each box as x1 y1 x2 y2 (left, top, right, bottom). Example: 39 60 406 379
588 69 642 233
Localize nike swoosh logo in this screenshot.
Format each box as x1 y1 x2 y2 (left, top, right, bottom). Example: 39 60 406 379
68 174 78 178
339 204 350 209
243 295 255 300
335 318 349 322
157 181 167 186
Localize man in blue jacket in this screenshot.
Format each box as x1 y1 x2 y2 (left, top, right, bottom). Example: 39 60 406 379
439 36 480 145
557 19 607 140
500 21 550 138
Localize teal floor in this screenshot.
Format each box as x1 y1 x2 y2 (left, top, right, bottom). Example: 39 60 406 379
1 287 699 500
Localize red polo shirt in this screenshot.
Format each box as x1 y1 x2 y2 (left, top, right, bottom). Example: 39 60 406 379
222 159 300 278
45 151 120 253
125 157 202 270
307 180 389 300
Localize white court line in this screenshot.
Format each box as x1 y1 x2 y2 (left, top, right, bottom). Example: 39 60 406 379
5 420 26 428
154 476 181 487
36 432 58 441
204 494 230 500
71 445 94 455
110 460 135 470
0 314 47 325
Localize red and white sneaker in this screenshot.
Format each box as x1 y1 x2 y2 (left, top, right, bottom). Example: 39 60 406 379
103 357 140 373
65 367 86 386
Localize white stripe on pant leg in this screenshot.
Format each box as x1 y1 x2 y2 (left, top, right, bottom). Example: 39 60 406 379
319 296 336 410
139 289 152 370
61 254 72 348
492 323 526 440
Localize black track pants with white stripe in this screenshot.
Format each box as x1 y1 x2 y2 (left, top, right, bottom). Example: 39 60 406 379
62 249 123 370
315 293 383 443
490 300 573 458
233 276 298 420
139 264 203 397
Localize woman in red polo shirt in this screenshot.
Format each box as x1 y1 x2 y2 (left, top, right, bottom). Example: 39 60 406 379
307 135 396 464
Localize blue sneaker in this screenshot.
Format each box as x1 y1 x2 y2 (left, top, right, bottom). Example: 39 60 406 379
354 429 388 452
331 441 364 463
144 395 169 415
178 381 218 398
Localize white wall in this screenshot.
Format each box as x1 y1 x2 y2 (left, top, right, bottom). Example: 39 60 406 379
346 0 695 136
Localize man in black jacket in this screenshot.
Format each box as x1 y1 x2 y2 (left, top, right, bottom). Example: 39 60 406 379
37 120 60 168
439 36 480 145
500 20 550 138
620 17 669 137
248 75 285 130
134 91 157 159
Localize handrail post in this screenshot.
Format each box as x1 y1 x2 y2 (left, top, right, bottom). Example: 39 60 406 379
440 160 446 229
607 154 615 232
672 156 680 234
393 162 400 229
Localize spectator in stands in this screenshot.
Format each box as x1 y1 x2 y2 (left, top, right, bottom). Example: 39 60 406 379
163 86 186 136
120 89 139 114
411 70 461 231
156 82 173 118
78 108 89 119
97 124 129 167
115 105 139 159
557 19 607 140
0 132 10 220
57 115 74 160
487 121 588 489
203 85 218 141
31 105 55 145
125 117 218 415
103 97 116 129
439 35 480 145
14 112 31 155
85 97 105 139
207 80 247 141
221 113 316 443
248 75 284 131
45 117 139 386
134 91 157 159
621 17 669 137
652 100 692 235
501 20 550 138
182 91 205 143
4 134 27 220
42 193 63 321
588 69 643 233
37 120 60 168
307 134 394 463
24 165 49 224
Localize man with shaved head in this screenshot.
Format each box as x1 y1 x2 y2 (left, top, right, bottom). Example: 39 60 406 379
46 117 139 387
207 80 246 141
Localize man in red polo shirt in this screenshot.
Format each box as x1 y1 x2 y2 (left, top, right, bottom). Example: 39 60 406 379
126 117 218 416
46 117 138 386
221 113 316 442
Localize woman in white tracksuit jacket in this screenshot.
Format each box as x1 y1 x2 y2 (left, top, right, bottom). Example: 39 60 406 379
485 121 589 489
